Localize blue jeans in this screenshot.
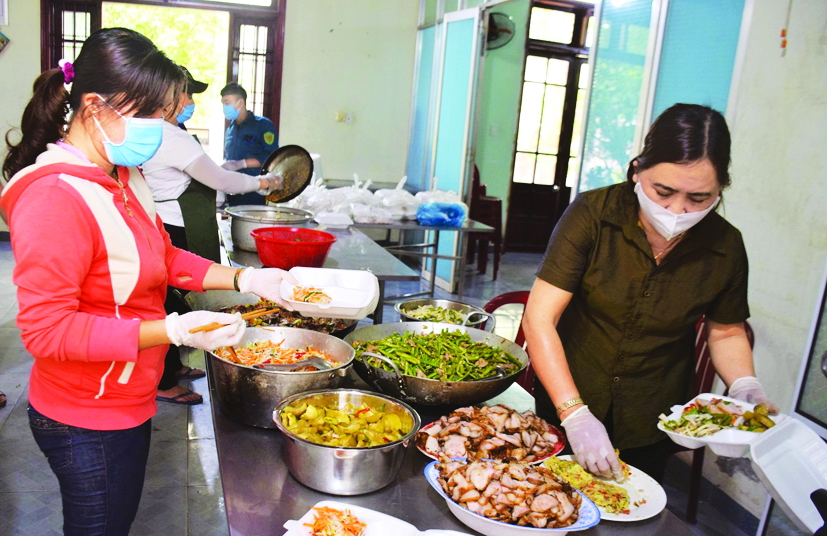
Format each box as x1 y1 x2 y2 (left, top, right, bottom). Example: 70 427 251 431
28 405 152 536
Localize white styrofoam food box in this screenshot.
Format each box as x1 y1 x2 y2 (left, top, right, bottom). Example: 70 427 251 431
657 393 787 458
748 418 827 533
280 267 379 320
282 500 472 536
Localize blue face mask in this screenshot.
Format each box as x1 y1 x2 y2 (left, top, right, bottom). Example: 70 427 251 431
176 103 195 124
93 95 164 167
223 102 241 122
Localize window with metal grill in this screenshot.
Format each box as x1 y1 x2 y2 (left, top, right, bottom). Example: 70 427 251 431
42 1 101 70
232 22 272 118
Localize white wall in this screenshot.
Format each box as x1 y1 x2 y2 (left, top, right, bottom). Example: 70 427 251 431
0 0 41 231
279 0 418 185
703 0 827 518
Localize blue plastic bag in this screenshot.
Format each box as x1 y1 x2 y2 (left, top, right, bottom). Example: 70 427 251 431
416 202 467 227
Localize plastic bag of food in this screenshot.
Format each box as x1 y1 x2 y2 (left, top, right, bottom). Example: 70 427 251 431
416 202 466 227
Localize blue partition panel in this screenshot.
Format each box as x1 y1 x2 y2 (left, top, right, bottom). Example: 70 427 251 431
406 26 437 192
433 17 476 283
652 0 744 118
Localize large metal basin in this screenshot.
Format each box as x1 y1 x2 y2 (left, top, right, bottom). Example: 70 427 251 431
344 322 528 407
208 327 354 428
224 205 314 252
273 389 420 495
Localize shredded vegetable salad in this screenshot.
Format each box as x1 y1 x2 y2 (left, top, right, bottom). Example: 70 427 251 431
292 286 332 304
659 397 774 438
405 305 466 324
303 506 366 536
214 339 336 367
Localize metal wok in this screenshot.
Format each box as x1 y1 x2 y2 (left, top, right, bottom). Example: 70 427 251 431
343 322 528 407
183 289 358 339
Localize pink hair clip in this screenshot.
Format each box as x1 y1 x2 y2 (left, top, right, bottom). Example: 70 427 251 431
58 59 75 84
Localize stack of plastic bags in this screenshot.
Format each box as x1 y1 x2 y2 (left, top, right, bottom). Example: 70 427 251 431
282 175 468 226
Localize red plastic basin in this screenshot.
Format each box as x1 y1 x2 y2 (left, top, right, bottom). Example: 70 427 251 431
250 227 337 270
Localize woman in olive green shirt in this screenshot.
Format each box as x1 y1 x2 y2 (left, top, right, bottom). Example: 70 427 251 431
523 104 777 482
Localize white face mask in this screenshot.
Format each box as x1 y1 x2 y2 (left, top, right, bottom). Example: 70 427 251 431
635 182 720 240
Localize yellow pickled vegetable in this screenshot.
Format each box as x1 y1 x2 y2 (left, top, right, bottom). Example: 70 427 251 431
280 401 413 447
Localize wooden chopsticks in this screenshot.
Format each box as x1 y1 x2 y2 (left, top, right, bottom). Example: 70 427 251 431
188 308 280 334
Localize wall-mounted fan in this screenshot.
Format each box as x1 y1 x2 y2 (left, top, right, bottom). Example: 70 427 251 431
487 12 516 50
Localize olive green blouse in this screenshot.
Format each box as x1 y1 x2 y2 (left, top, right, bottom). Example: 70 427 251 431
535 183 750 450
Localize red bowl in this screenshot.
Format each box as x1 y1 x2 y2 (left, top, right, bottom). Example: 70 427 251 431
250 227 337 270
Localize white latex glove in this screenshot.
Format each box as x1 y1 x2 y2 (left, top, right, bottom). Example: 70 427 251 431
561 405 624 481
237 267 299 308
729 376 779 414
165 311 245 351
256 173 283 196
221 159 246 172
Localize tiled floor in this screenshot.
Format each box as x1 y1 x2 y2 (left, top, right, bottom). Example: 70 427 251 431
0 242 801 535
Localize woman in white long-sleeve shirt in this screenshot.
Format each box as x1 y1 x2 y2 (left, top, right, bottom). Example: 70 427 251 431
141 73 279 405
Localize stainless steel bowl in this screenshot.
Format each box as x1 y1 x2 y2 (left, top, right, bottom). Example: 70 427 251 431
344 322 528 406
394 298 494 330
273 389 421 495
224 205 314 251
207 327 354 428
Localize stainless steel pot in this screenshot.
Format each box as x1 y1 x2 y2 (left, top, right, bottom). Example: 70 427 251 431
183 289 358 338
207 327 354 428
344 322 528 406
224 205 314 252
394 298 495 330
273 389 421 495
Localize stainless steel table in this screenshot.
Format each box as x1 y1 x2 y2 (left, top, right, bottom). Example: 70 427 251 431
208 371 697 536
352 220 494 301
222 224 419 324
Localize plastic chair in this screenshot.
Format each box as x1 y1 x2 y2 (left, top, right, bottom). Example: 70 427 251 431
482 291 533 393
677 316 755 524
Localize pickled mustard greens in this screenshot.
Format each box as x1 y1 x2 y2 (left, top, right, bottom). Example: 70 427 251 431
351 330 521 381
405 305 465 324
280 400 414 447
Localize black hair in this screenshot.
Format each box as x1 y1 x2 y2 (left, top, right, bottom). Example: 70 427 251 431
220 82 247 102
626 103 732 189
3 27 185 181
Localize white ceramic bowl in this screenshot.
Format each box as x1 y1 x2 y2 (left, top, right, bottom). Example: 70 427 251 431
424 461 600 536
657 393 786 458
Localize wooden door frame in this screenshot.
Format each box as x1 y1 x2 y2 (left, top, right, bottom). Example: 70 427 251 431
40 0 286 131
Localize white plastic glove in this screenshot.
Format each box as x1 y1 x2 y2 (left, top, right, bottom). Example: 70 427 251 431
221 159 246 172
729 376 779 414
165 311 245 351
561 405 624 481
256 173 283 196
237 267 299 308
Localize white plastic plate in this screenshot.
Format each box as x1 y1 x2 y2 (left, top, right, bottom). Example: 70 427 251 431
281 267 379 320
282 500 472 536
657 393 787 458
315 212 353 228
424 461 600 536
553 455 666 522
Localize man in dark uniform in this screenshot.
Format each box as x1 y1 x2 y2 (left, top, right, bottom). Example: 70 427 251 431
220 82 278 206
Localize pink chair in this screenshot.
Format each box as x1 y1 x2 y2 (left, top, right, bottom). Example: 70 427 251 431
482 291 533 394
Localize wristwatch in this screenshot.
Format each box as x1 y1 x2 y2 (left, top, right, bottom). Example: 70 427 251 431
556 397 584 416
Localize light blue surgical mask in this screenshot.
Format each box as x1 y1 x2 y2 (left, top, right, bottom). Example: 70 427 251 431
93 94 164 167
176 103 195 124
223 102 241 122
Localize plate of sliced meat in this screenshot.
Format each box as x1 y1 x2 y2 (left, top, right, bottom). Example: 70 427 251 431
415 404 565 464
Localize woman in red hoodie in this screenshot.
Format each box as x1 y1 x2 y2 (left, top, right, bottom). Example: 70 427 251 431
2 28 294 536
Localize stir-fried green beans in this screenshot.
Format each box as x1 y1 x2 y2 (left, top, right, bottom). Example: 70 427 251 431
351 331 521 381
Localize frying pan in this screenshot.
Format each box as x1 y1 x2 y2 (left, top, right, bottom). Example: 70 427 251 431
260 145 314 204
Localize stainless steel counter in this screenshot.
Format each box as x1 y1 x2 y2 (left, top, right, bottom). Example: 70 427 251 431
208 368 697 536
222 224 420 323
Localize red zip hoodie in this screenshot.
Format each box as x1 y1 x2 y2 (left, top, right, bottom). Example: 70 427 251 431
1 144 214 430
